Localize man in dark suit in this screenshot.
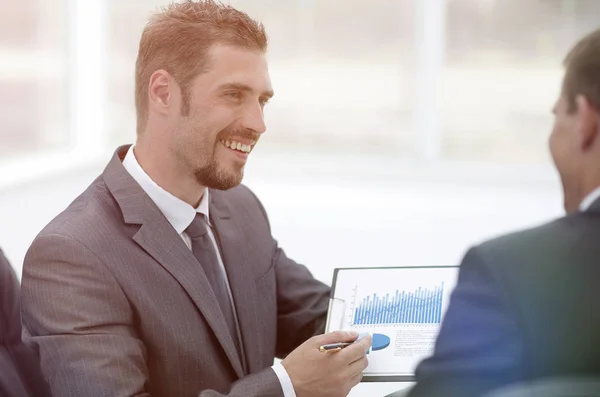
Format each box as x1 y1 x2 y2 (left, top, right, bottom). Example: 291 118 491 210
0 248 50 397
403 28 600 397
20 1 370 396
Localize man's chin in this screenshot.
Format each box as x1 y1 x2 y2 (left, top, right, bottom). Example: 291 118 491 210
196 168 244 191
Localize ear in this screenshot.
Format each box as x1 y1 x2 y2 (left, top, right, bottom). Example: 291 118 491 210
575 95 600 151
148 70 174 116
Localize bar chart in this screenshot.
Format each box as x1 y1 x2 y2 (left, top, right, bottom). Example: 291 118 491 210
352 283 444 326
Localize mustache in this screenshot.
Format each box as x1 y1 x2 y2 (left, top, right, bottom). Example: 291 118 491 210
218 127 260 142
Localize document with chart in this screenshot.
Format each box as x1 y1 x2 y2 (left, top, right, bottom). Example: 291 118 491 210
325 266 459 381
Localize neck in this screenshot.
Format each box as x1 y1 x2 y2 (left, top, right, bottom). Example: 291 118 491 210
565 168 600 213
133 140 205 207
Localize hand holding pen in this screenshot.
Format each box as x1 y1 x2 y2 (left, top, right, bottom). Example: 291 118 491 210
281 331 372 397
319 332 370 352
319 342 353 352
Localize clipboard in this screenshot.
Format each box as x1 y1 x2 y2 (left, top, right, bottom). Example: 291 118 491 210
325 266 459 382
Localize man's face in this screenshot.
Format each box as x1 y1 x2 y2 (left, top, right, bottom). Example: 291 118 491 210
170 45 273 190
549 93 582 212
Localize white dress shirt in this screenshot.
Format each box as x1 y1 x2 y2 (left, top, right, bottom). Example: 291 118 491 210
122 146 296 397
579 186 600 212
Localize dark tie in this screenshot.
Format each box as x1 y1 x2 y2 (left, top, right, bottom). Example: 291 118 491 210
185 214 240 353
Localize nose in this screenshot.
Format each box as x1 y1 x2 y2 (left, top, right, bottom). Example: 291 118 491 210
241 102 267 135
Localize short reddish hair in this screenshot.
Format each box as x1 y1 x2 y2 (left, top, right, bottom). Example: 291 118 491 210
135 0 268 135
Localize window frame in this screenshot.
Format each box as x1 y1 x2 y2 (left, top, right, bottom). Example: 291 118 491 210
0 0 109 190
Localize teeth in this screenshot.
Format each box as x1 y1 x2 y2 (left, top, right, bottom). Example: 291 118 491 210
220 139 253 153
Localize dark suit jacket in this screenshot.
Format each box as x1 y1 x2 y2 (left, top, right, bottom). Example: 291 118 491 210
20 146 331 397
0 249 50 397
407 197 600 397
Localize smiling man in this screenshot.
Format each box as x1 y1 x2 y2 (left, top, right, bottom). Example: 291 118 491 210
20 1 371 397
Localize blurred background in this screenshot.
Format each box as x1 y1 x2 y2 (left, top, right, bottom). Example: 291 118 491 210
4 0 594 276
4 0 594 278
1 0 595 394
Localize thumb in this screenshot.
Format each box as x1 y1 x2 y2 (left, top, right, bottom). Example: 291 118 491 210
313 330 359 346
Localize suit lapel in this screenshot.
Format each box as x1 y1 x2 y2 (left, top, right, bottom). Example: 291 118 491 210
102 146 244 378
210 190 263 374
132 221 244 377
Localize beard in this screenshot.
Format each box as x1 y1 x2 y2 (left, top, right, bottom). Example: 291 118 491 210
194 155 244 190
193 126 260 190
174 105 261 190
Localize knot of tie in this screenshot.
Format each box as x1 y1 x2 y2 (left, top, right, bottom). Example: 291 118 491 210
185 214 209 239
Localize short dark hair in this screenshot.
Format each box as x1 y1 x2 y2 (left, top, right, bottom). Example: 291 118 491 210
563 28 600 113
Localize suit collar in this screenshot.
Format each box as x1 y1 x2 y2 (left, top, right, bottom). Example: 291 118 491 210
587 196 600 213
580 186 600 213
102 145 149 225
208 189 232 220
121 145 211 232
103 145 212 229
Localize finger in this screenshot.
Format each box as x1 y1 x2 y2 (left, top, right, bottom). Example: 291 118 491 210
348 370 364 387
348 356 369 376
338 335 372 362
313 330 359 345
357 334 372 350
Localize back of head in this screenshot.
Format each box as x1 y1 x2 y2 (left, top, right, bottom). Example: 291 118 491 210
550 27 600 213
135 0 268 135
562 28 600 113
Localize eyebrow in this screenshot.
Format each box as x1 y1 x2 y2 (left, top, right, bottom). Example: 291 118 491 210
218 82 274 99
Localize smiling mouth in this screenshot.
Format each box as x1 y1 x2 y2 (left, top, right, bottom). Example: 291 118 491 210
220 139 254 154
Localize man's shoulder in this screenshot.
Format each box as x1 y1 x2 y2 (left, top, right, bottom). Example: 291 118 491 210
34 175 120 243
478 218 559 251
471 212 597 276
478 212 591 254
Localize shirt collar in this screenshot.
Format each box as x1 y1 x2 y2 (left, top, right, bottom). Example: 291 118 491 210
122 145 210 234
579 186 600 212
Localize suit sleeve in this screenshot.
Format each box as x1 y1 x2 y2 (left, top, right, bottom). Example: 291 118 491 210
247 189 331 358
0 249 51 397
272 243 331 357
407 246 524 397
22 233 286 397
1 248 22 347
199 368 283 397
21 233 152 397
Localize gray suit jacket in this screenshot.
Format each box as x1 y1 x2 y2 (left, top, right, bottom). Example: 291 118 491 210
0 249 50 397
407 197 600 397
21 146 331 397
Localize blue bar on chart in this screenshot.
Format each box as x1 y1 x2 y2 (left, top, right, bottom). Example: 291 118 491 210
352 283 445 326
